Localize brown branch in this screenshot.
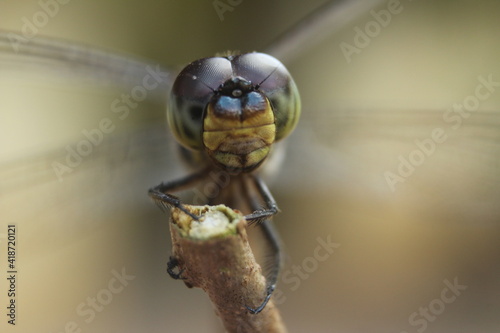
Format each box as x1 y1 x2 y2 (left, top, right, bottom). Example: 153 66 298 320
168 204 287 333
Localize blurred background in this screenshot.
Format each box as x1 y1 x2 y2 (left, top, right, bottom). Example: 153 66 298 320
1 0 499 332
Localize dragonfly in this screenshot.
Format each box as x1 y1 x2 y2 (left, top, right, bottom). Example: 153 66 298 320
1 1 500 332
147 51 302 315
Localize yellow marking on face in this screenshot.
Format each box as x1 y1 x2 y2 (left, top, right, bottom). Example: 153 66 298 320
203 125 275 152
211 146 271 170
203 96 276 171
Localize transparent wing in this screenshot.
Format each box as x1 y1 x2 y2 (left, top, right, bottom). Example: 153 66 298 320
261 0 500 225
269 0 500 226
0 34 190 332
0 31 181 254
263 0 386 63
283 109 500 222
0 31 174 98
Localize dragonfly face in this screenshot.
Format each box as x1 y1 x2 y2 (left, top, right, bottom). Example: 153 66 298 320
168 52 300 173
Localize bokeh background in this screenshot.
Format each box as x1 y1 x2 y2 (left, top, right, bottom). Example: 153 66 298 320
1 0 499 332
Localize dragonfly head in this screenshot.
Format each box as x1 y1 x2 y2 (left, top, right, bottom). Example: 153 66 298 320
168 52 301 173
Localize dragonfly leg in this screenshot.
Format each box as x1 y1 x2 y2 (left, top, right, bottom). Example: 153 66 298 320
246 284 275 314
166 256 185 280
148 167 210 220
245 217 282 314
244 175 280 225
242 175 282 314
150 169 210 282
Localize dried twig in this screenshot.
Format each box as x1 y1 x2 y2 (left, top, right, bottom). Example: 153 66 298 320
168 204 286 333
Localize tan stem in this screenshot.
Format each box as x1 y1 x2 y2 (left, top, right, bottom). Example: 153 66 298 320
168 204 287 333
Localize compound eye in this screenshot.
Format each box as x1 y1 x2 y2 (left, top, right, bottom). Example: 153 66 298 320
168 57 233 150
233 53 301 141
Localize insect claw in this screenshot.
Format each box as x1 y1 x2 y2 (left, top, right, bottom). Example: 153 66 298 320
178 205 200 221
244 284 275 314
